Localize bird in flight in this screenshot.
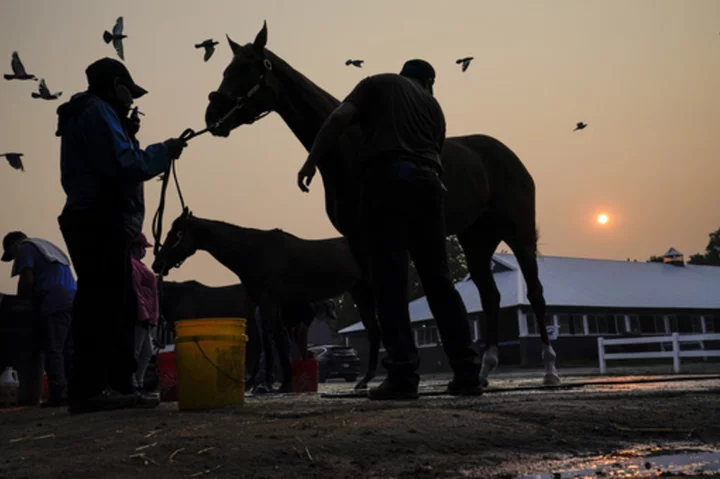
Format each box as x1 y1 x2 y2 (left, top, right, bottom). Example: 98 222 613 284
1 153 25 172
4 52 36 81
103 17 127 60
195 39 220 62
573 122 587 132
31 79 62 100
345 59 364 68
456 57 474 72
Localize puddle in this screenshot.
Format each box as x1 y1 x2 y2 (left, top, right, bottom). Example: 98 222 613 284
515 445 720 478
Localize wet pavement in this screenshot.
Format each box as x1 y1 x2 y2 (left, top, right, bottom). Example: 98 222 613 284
2 369 718 478
514 444 720 478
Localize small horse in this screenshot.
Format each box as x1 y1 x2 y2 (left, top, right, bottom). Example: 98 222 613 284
152 209 380 390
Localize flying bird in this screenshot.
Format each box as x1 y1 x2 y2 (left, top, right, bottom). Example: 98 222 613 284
573 122 587 131
103 17 127 60
4 52 36 81
345 59 364 68
456 57 474 72
31 79 62 100
195 39 219 62
1 153 24 172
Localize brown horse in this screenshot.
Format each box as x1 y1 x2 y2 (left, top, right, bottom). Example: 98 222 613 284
204 22 560 386
151 209 380 390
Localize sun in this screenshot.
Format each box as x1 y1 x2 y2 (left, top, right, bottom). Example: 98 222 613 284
597 214 609 225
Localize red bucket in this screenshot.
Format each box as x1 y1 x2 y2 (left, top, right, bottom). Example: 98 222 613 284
41 374 49 402
158 350 178 402
292 359 319 393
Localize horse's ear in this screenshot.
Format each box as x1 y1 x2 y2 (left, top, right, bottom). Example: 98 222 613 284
226 34 240 55
253 21 268 52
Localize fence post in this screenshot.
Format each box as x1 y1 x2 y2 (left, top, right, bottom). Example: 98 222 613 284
672 332 680 373
597 337 606 375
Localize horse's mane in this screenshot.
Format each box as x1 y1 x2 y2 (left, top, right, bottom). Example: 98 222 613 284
262 48 342 152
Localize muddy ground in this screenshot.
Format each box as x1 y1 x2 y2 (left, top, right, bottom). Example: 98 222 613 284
1 372 719 479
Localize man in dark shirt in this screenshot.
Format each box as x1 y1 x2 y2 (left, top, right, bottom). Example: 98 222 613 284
2 232 76 407
56 58 187 413
297 60 482 400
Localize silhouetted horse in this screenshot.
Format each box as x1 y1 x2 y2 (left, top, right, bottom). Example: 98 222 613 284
203 22 560 385
152 209 379 389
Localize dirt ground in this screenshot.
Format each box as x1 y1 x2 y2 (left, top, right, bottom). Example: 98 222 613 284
1 372 719 479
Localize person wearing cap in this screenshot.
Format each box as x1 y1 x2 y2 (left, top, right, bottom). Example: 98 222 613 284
296 60 481 400
55 58 187 413
129 233 159 399
2 231 76 407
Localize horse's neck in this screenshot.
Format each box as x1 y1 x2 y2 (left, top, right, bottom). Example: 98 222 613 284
266 50 340 152
190 218 257 279
264 50 364 236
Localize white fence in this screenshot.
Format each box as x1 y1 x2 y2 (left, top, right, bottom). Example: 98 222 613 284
597 333 720 374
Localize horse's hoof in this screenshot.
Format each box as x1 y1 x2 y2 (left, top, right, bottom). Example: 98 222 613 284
479 377 489 388
354 381 368 390
543 373 561 386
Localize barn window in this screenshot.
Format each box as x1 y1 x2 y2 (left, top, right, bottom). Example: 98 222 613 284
571 314 585 335
628 315 641 334
690 316 703 333
415 324 439 347
587 314 613 335
654 316 667 334
526 313 538 335
557 314 570 335
614 315 628 333
705 316 716 333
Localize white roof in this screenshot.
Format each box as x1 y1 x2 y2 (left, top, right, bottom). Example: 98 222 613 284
339 253 720 334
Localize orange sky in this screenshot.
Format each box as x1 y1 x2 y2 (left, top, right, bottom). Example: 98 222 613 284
1 0 718 293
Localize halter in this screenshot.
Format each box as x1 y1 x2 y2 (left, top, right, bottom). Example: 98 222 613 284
205 58 276 132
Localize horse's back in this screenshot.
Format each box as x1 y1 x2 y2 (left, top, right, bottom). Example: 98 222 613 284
441 134 536 233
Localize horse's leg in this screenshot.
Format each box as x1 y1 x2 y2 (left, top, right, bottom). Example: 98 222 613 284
244 308 261 389
458 220 502 388
273 323 294 393
295 322 309 360
350 282 380 390
505 237 560 385
257 300 284 391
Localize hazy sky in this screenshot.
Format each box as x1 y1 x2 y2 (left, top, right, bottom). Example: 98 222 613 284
1 0 718 293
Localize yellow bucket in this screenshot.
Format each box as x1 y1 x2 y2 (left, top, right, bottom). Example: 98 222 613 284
174 318 247 411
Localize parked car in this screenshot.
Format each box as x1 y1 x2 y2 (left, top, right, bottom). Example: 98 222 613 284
309 345 360 383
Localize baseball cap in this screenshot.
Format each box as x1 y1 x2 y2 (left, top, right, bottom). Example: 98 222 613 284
400 59 436 84
2 231 27 262
86 57 148 99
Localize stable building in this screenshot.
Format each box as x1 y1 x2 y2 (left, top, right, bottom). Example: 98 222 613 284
338 249 720 374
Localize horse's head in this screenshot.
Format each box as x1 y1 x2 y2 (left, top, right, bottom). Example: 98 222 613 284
152 208 199 277
206 21 280 137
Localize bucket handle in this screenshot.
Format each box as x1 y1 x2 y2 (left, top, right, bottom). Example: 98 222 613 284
193 340 245 386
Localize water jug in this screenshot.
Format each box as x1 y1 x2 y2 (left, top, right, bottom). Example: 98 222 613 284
1 367 20 408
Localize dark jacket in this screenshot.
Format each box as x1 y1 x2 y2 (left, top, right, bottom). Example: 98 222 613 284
56 92 169 237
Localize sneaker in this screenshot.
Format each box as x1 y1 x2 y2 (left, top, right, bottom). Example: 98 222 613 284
367 377 419 401
133 391 160 409
446 375 484 396
252 383 272 395
68 388 137 414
